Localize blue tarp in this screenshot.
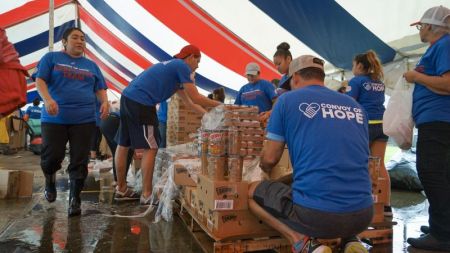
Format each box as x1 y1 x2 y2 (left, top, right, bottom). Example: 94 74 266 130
251 0 397 70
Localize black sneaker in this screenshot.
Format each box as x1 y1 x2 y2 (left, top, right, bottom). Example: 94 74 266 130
420 225 430 234
407 234 450 251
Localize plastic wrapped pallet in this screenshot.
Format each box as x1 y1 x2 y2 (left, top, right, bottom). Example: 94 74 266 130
151 144 200 222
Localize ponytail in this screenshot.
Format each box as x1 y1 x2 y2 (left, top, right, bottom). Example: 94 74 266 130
273 42 292 60
354 50 384 81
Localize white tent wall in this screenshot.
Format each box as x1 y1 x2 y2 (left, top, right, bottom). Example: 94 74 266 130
3 1 448 99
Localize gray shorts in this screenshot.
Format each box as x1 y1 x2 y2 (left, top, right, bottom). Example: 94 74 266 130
253 180 373 239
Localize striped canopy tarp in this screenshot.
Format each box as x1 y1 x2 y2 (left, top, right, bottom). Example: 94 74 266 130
1 0 447 103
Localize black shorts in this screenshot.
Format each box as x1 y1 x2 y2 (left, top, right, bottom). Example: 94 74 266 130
369 123 388 143
115 96 160 149
253 180 373 239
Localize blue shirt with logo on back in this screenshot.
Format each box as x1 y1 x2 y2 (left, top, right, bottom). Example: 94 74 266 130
267 85 372 213
412 34 450 126
35 51 107 124
25 105 42 119
234 79 276 113
346 75 385 120
123 59 192 106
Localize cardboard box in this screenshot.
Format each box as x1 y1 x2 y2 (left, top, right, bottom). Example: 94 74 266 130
190 188 199 210
270 148 292 180
0 170 33 198
197 175 248 211
174 164 197 187
180 186 196 206
205 209 273 238
0 170 20 198
372 202 384 223
18 171 34 197
373 177 388 205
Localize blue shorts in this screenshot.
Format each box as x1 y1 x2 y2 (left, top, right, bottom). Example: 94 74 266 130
369 123 388 143
253 180 373 239
115 96 160 149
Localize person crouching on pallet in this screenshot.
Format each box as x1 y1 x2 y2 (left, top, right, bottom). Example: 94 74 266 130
248 55 373 253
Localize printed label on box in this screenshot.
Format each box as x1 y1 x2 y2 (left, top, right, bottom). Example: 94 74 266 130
216 186 235 195
221 214 238 223
214 200 233 210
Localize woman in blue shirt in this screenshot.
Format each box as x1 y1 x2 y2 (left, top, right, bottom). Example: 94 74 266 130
346 50 391 214
273 42 292 92
35 27 108 217
260 42 293 124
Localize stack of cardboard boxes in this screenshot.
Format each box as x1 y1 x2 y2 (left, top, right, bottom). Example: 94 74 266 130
177 105 280 239
166 95 203 146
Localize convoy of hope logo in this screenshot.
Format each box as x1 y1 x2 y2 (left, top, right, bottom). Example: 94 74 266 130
299 102 364 124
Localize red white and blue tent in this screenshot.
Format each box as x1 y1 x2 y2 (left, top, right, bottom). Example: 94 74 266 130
1 0 447 103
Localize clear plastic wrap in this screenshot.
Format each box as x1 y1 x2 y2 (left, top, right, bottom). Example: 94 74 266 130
152 146 201 222
242 156 267 182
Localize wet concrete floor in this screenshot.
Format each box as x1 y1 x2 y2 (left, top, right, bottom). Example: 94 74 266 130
0 151 438 253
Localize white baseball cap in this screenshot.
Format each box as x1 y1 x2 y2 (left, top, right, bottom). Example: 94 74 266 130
279 55 325 90
410 5 450 27
245 62 260 76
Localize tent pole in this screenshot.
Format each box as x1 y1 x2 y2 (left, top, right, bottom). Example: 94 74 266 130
74 0 80 28
48 0 55 52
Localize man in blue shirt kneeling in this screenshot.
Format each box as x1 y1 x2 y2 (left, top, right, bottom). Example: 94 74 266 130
249 55 373 253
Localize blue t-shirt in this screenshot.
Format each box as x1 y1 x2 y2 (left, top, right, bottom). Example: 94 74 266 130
267 85 372 213
35 51 107 124
25 105 42 119
412 34 450 126
123 59 192 106
346 75 385 121
234 79 276 113
157 100 168 123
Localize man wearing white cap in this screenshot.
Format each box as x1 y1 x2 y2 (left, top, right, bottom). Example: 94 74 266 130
234 62 276 113
403 5 450 251
249 55 373 253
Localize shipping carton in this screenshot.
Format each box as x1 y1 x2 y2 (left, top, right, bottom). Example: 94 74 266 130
373 177 388 205
180 186 196 206
270 148 292 180
174 164 197 187
18 171 34 197
197 175 248 212
0 170 20 198
372 202 384 223
205 209 273 239
0 170 34 198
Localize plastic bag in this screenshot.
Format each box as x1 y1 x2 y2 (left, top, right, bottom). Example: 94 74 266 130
383 77 415 150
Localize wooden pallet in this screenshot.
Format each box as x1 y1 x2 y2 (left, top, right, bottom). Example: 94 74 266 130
359 219 396 246
176 202 291 253
176 201 395 252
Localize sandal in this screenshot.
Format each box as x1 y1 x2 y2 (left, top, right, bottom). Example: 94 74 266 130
114 187 140 201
